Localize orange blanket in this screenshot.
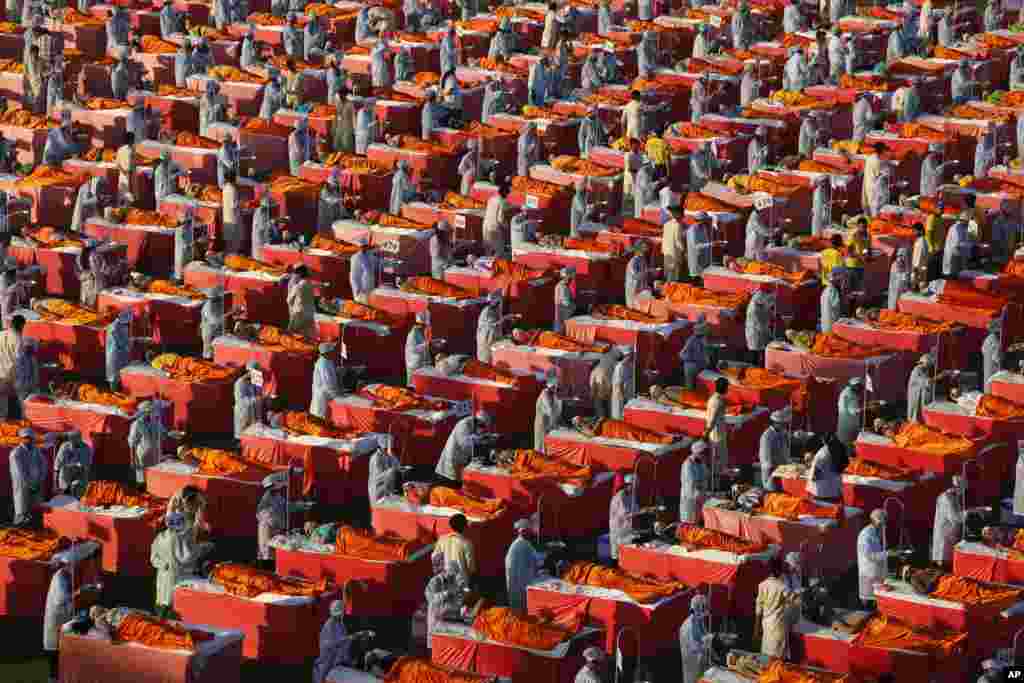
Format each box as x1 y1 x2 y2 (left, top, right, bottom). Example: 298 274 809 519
937 280 1008 312
662 283 750 309
80 481 165 516
489 259 549 281
151 353 240 383
890 422 974 456
619 218 661 237
280 411 357 440
720 366 801 391
400 276 474 300
838 74 896 91
223 254 287 277
145 280 204 300
242 118 293 139
429 486 505 518
590 304 669 324
181 447 271 481
562 237 622 254
472 607 578 650
16 166 83 190
33 299 114 327
519 330 610 354
0 108 49 129
85 98 126 110
338 301 399 326
869 310 954 334
321 153 390 174
759 492 841 520
116 613 213 651
976 394 1024 420
852 614 966 657
593 418 674 445
61 7 104 24
929 574 1024 606
561 561 686 603
24 226 84 249
758 660 855 683
111 208 179 229
440 192 485 211
208 65 269 83
798 159 847 174
869 218 917 240
74 383 138 413
461 359 521 387
734 261 816 285
384 657 491 683
358 385 448 412
676 523 768 555
247 11 285 25
807 332 886 359
175 132 220 150
334 525 422 561
844 457 915 481
503 449 593 487
256 325 316 354
268 174 321 201
685 192 739 213
157 85 197 98
140 35 178 54
657 387 746 416
549 155 618 177
208 562 327 598
511 176 567 199
0 528 68 561
1005 259 1024 278
0 419 34 446
395 134 459 156
309 234 359 257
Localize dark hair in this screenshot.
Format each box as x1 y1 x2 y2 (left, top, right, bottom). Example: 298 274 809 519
223 169 236 184
715 377 729 394
856 216 868 227
874 143 888 154
631 90 641 101
10 314 24 332
830 234 843 248
450 514 467 533
963 194 976 209
124 132 135 146
293 264 309 277
912 222 924 234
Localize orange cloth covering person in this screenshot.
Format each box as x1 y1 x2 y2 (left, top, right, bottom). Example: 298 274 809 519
887 422 975 456
178 446 272 482
255 325 316 353
937 280 1009 312
851 613 967 657
335 301 400 325
56 382 138 414
511 328 611 354
758 492 842 520
150 353 241 383
858 308 955 334
720 366 802 391
89 607 214 651
590 304 669 323
384 657 492 683
560 561 687 603
399 276 474 299
452 357 522 387
756 660 855 683
0 527 69 561
660 282 751 308
496 449 593 487
333 525 423 561
925 574 1024 607
207 561 328 598
675 523 769 555
32 299 115 327
789 331 888 359
80 480 165 511
142 279 204 300
844 457 916 480
976 394 1024 419
649 385 746 416
223 254 288 277
357 385 447 412
729 259 817 285
278 411 358 440
309 234 360 257
471 606 579 650
429 486 505 518
570 415 676 444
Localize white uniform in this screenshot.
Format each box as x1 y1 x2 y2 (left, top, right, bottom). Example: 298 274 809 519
10 442 45 525
309 356 341 419
533 386 561 453
504 535 540 610
931 488 963 565
435 416 481 482
805 445 841 500
43 565 73 652
150 526 202 607
608 487 635 560
367 448 400 504
857 523 886 602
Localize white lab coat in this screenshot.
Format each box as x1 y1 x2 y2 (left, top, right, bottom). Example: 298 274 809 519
233 374 261 438
53 440 92 493
679 609 707 683
553 279 574 334
756 576 793 657
745 292 774 352
663 218 685 282
679 456 706 523
608 488 635 560
505 535 540 610
310 356 341 419
475 306 500 364
200 297 224 360
10 442 45 525
405 325 431 386
589 353 616 418
128 414 164 484
610 355 634 419
1014 449 1024 516
857 523 886 602
805 445 841 500
482 195 509 258
906 364 931 423
836 386 863 445
424 571 461 649
982 332 1003 392
349 249 377 304
820 283 840 333
311 617 354 683
534 386 561 453
257 489 287 560
150 526 201 607
931 488 963 564
368 448 400 504
942 220 972 276
43 566 73 651
436 415 480 482
624 253 648 307
758 425 788 492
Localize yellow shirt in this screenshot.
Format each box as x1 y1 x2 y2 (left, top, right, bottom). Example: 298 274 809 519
820 248 842 284
645 136 670 167
845 233 868 268
433 532 476 576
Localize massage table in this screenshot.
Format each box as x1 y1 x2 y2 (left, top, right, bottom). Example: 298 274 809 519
922 394 1024 442
172 577 340 664
0 541 99 618
260 243 352 300
328 387 469 467
183 262 289 328
623 397 769 467
762 244 889 300
411 366 543 435
855 431 1011 504
954 540 1024 586
874 578 1024 662
126 88 201 136
56 101 132 149
269 535 433 618
632 291 746 350
511 242 628 302
430 619 601 683
401 199 486 245
367 141 463 190
701 498 865 574
990 371 1024 405
525 575 693 657
695 369 798 411
212 334 314 410
487 112 581 159
118 362 237 436
313 312 408 378
830 317 969 370
370 493 515 577
367 286 489 357
83 217 176 277
488 338 611 399
564 314 691 380
145 459 262 538
462 464 615 540
96 287 210 350
544 428 693 500
772 465 944 546
763 341 908 404
58 620 244 683
332 219 433 277
618 540 775 617
791 610 968 683
443 264 558 329
239 423 379 506
159 193 225 236
18 306 117 380
898 290 999 350
701 265 820 328
529 163 624 216
42 494 164 576
8 240 94 302
23 394 140 467
433 122 520 176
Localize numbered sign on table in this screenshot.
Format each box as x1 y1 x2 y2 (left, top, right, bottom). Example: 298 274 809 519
250 369 264 388
710 14 722 27
381 239 401 254
525 195 540 209
754 194 774 211
454 214 467 228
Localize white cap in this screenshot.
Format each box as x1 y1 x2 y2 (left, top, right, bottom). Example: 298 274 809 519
514 518 531 531
318 342 336 355
416 310 430 325
583 647 604 662
165 511 185 529
475 411 492 426
330 599 345 617
870 508 887 524
691 440 708 455
262 471 288 489
770 409 791 424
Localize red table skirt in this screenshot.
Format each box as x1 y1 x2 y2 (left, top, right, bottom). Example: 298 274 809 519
213 339 314 410
59 630 243 683
702 505 864 575
489 343 601 400
367 289 486 357
898 295 996 343
96 291 204 349
24 396 134 467
240 432 369 507
443 269 556 329
702 270 820 328
82 221 174 278
512 250 625 302
370 504 514 577
331 222 431 276
954 544 1024 585
695 370 796 411
25 318 108 379
411 370 542 435
461 467 614 539
314 315 408 378
526 583 692 657
260 245 352 300
991 374 1024 406
638 295 746 349
184 266 288 328
617 544 770 617
119 367 235 435
145 467 262 538
0 553 100 618
327 396 461 468
544 432 686 501
431 630 591 683
173 585 337 664
923 403 1024 443
831 320 970 373
764 345 909 404
564 318 691 380
43 505 158 576
9 244 81 299
274 546 432 618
